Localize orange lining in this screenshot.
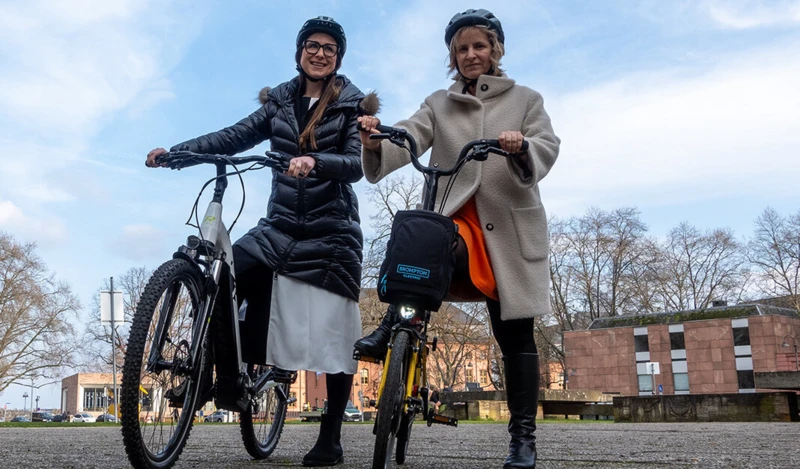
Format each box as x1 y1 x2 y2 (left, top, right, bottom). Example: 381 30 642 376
450 197 499 300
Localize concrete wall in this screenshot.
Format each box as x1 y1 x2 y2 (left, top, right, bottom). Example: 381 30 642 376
613 392 800 422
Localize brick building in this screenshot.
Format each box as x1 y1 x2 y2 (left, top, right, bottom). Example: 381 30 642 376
564 303 800 396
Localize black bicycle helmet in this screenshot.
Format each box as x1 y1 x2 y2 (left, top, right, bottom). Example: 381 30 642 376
444 8 505 47
296 16 347 58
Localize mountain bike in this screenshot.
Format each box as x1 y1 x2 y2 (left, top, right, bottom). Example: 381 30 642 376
356 125 528 469
121 150 299 469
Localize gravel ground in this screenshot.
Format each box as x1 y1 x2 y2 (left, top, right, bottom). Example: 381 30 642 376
0 421 798 468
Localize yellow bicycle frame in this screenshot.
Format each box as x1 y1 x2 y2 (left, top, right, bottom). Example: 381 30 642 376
376 332 429 413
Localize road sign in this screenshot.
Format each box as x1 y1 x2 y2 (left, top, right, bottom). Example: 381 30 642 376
100 290 125 325
658 384 663 394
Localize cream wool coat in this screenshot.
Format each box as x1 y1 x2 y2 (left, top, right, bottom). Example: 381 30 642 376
363 74 560 320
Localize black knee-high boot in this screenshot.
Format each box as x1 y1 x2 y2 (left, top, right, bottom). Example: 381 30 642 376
503 353 539 469
302 373 352 466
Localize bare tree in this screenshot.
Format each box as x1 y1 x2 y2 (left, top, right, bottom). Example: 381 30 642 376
361 175 422 286
0 232 81 393
747 207 800 310
81 267 152 371
427 302 489 391
656 222 749 311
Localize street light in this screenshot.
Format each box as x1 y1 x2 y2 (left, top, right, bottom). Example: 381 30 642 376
35 396 40 411
23 392 29 411
781 334 799 371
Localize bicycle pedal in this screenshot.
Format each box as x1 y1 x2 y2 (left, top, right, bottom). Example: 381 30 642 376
427 413 458 428
272 369 297 384
352 350 381 363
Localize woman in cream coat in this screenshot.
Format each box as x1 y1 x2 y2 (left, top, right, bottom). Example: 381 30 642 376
356 9 559 469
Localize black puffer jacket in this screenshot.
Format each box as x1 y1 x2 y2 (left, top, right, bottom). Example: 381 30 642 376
171 75 365 300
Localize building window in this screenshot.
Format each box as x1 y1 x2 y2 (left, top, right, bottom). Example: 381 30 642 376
637 375 653 393
733 327 750 347
360 368 369 385
670 332 685 350
480 370 488 385
673 373 690 392
737 370 755 389
82 387 108 412
635 335 649 353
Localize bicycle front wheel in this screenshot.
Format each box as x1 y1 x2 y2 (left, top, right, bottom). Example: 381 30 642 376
121 258 209 469
372 330 410 469
240 365 290 459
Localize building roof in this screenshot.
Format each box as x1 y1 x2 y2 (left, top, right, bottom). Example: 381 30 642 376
587 303 800 330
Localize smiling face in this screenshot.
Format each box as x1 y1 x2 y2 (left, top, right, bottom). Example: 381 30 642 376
299 32 338 79
454 27 493 80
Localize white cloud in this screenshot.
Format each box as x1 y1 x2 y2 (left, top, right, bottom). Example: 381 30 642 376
0 199 67 243
704 0 800 29
542 38 800 214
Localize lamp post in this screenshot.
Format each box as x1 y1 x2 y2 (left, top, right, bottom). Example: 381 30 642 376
23 392 29 412
781 334 799 371
35 396 40 411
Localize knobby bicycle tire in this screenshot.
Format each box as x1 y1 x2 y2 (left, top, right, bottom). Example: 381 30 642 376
121 258 209 469
372 330 410 469
240 365 290 459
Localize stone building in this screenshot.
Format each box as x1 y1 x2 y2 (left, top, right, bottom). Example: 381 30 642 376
564 303 800 396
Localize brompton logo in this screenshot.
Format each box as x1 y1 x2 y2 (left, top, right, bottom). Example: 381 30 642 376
397 264 430 280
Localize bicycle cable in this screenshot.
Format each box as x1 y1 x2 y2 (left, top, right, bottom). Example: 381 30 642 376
185 160 270 240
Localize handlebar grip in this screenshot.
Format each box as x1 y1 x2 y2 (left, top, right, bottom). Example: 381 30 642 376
375 124 395 133
369 133 392 140
484 139 529 153
521 140 529 151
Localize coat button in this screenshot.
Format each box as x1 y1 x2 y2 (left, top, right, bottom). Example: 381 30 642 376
480 84 489 92
486 223 494 231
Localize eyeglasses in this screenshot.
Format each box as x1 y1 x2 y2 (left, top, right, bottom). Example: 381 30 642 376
303 40 339 58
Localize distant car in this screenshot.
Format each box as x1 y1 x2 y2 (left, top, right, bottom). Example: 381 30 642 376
204 410 229 422
72 412 96 423
343 401 362 422
10 415 30 422
52 414 65 422
31 411 54 422
95 413 118 422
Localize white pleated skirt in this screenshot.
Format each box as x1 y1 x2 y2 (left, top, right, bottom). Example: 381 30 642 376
266 274 361 375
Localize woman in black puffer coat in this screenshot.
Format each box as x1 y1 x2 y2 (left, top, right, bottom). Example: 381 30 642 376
146 16 375 467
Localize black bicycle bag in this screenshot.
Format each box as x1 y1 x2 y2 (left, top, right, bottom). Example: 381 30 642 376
378 210 458 311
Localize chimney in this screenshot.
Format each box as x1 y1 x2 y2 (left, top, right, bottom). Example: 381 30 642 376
711 300 728 308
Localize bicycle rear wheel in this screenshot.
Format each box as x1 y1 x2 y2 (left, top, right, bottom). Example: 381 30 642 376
372 330 410 469
121 259 210 469
240 365 290 459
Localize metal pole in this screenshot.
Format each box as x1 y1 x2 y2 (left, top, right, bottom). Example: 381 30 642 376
794 343 798 372
110 277 119 422
651 364 656 395
30 378 34 420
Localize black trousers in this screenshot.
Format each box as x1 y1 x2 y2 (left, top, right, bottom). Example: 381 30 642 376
234 246 273 365
454 237 537 356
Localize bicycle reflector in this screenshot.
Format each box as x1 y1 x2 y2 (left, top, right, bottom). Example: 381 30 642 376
399 305 417 320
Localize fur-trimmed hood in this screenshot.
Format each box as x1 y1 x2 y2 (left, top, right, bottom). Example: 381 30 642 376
257 76 380 116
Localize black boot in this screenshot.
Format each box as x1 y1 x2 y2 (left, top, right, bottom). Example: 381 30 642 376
353 305 397 359
503 353 539 469
302 414 344 466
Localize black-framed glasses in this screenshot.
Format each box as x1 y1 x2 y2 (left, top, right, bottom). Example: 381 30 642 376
303 40 338 58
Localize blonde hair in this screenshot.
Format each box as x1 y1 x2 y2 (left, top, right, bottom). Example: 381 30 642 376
447 25 505 81
298 75 342 153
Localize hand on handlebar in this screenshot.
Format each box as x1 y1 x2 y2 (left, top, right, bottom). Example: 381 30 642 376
146 148 168 168
286 156 316 179
497 131 526 154
357 116 383 152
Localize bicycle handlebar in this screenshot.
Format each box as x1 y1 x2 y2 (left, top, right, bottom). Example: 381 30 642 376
368 125 528 176
155 150 288 171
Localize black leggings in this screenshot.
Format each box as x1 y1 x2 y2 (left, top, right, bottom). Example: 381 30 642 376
454 237 538 356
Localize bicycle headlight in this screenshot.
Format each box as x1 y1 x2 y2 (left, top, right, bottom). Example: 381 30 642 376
399 305 417 320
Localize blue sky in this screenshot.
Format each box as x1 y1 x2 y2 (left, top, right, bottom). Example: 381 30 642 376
1 0 799 409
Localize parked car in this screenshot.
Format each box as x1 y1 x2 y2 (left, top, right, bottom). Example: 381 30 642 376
31 411 54 422
204 410 229 423
343 401 363 422
10 415 30 422
72 412 96 423
51 414 65 422
95 413 117 422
